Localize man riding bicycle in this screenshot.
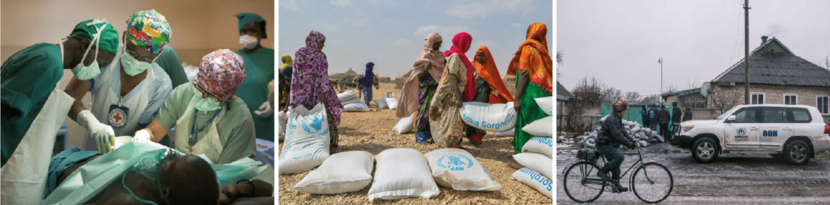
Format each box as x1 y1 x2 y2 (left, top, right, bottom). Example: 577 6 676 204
596 100 639 192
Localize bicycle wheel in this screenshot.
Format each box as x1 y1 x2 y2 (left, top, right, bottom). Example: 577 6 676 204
631 162 673 203
563 161 606 202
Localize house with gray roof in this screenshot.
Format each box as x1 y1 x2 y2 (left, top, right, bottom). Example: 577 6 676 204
662 36 830 123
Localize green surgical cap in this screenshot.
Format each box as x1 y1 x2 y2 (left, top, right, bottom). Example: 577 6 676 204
235 13 267 39
68 19 119 55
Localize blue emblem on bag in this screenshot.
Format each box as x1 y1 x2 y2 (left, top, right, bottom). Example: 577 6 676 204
437 154 474 171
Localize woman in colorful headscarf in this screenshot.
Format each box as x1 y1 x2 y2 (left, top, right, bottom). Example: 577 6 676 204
397 33 445 144
234 13 276 142
429 32 473 148
279 55 293 111
290 30 343 151
507 22 553 153
133 49 256 164
464 46 515 146
65 10 174 152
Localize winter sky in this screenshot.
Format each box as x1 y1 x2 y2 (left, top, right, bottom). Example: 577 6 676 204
558 0 830 96
279 0 553 78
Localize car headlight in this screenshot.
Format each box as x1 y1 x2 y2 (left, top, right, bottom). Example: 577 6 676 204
683 125 694 132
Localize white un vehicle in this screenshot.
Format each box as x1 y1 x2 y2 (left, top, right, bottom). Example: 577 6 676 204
672 105 830 165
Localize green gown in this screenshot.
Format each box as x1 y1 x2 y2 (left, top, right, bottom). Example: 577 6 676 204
234 48 275 141
154 46 189 87
153 46 189 146
513 71 552 154
1 43 64 166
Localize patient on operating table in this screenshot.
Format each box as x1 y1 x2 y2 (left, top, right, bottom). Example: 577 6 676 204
48 147 274 205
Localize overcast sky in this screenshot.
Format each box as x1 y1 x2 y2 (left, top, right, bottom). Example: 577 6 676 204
279 0 552 78
557 0 830 96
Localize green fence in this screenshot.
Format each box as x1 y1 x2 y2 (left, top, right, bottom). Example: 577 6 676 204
601 103 677 133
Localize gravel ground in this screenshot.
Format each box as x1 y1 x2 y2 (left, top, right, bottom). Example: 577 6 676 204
557 143 830 204
278 83 553 204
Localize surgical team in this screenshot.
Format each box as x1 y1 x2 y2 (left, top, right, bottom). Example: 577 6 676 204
0 10 275 204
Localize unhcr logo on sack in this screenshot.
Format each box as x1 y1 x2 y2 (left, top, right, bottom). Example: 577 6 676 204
531 137 553 147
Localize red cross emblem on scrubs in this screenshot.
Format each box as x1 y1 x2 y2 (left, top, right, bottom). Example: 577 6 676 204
108 106 128 128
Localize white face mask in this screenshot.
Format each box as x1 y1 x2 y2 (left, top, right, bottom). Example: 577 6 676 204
239 35 258 49
72 21 106 80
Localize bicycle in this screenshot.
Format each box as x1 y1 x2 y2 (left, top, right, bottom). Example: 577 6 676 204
562 146 673 203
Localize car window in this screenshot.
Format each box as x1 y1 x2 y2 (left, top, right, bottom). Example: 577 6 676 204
762 108 787 123
717 107 740 120
734 108 757 123
789 108 812 123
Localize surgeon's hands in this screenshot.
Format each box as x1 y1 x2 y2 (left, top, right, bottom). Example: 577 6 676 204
133 129 155 142
255 101 273 118
78 110 115 154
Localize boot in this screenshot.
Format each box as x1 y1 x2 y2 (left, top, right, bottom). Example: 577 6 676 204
596 166 612 182
611 181 628 193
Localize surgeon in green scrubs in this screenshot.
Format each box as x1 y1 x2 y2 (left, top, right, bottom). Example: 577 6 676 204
1 19 119 165
234 13 275 141
153 45 188 147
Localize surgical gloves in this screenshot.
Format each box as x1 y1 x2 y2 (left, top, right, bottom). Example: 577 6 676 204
78 110 115 154
255 101 273 118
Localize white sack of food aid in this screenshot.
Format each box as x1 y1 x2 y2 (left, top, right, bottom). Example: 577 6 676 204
424 149 501 191
343 103 370 112
513 152 553 180
384 92 399 110
392 114 415 134
459 102 516 132
511 168 552 199
374 99 388 109
337 90 357 102
341 98 360 105
294 151 375 194
278 111 287 140
368 148 439 201
534 96 553 116
495 128 515 137
522 116 553 137
279 103 330 174
521 137 553 158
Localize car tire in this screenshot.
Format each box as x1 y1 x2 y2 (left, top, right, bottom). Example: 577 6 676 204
784 140 811 165
692 137 718 163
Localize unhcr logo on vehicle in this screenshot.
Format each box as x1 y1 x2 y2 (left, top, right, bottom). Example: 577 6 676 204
735 128 748 141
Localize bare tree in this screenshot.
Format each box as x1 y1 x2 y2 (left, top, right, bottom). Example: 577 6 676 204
601 87 623 103
563 77 605 135
687 78 700 89
824 55 830 70
624 91 642 103
641 94 662 104
556 51 563 80
664 83 679 93
710 87 743 114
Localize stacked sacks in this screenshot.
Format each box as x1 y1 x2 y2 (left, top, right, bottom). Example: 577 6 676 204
512 137 553 199
339 90 370 112
579 114 665 149
520 97 554 137
383 90 399 110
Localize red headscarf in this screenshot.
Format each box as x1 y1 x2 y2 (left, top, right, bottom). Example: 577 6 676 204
444 32 475 102
506 22 553 93
471 46 514 103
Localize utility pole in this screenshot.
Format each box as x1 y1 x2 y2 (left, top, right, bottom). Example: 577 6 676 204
659 57 663 103
744 0 751 104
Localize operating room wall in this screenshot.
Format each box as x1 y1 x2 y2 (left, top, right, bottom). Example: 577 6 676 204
0 0 274 149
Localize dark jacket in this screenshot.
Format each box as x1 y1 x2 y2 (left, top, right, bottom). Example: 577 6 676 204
657 108 671 124
682 107 693 121
596 113 638 148
640 105 649 123
648 107 658 122
672 106 682 123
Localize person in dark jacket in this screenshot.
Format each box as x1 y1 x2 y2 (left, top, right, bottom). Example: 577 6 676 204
657 104 671 138
596 100 639 192
640 105 649 128
671 102 682 134
648 103 659 131
682 107 693 121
